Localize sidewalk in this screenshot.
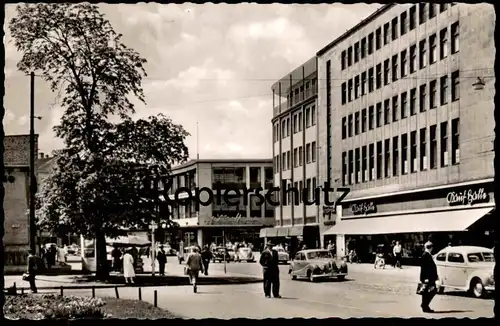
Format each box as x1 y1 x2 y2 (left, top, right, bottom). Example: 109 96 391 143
346 262 420 280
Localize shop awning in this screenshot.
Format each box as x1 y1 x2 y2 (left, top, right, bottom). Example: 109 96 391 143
260 227 278 238
277 227 288 237
323 207 494 236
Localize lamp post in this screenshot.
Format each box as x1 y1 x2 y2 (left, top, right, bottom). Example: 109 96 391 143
149 221 157 276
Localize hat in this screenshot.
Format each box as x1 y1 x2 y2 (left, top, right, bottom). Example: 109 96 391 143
265 242 275 247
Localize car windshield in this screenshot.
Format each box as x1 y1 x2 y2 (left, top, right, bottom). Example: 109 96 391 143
306 251 333 260
467 252 495 262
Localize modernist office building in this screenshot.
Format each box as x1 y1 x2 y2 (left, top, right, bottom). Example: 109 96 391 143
260 57 324 249
163 159 275 248
317 3 495 260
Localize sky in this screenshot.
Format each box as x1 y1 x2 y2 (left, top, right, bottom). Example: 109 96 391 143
4 3 382 160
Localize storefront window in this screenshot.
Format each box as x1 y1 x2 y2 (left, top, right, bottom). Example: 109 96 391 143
249 167 260 188
264 167 273 189
212 194 247 217
212 167 246 189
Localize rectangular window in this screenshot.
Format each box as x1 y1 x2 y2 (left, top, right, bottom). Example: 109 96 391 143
384 138 391 178
452 118 460 165
410 88 417 116
361 108 367 133
383 23 390 45
392 17 398 40
287 151 291 170
342 152 347 186
401 92 407 119
440 75 448 105
348 114 353 137
419 3 426 25
347 47 353 66
305 107 311 128
311 142 316 162
401 11 408 35
368 33 374 55
348 79 353 102
376 141 382 179
341 51 346 70
384 59 390 85
355 148 360 183
410 6 416 30
287 118 290 137
419 39 427 69
368 106 375 130
361 71 367 95
430 80 437 109
298 147 303 166
393 136 399 176
306 143 311 164
440 121 449 167
354 75 360 99
429 3 436 18
293 114 298 133
298 112 303 131
376 102 382 128
354 112 360 135
440 28 448 59
348 150 353 185
401 49 407 77
420 127 427 171
311 106 316 126
376 28 382 50
361 146 367 182
360 38 366 58
376 63 382 89
384 99 391 125
392 54 398 82
342 117 347 139
354 42 360 63
392 95 398 122
410 131 417 173
402 134 408 174
281 120 286 139
410 44 417 73
294 148 299 167
368 67 374 92
341 82 347 105
440 4 447 13
282 153 286 170
369 144 375 180
430 125 437 169
419 84 427 112
429 34 437 64
451 70 460 101
451 22 459 53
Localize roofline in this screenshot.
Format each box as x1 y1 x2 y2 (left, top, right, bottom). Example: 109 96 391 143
317 4 395 57
172 158 273 171
271 56 317 93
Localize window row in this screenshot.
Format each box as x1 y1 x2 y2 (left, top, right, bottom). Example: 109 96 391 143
273 142 317 173
341 3 455 70
341 119 460 185
285 78 317 109
284 177 318 206
273 105 317 142
341 71 460 139
341 21 459 105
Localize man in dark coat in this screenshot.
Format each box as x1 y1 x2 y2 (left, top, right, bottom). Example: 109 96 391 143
259 242 281 298
26 249 38 293
420 241 439 313
157 245 167 276
201 245 213 276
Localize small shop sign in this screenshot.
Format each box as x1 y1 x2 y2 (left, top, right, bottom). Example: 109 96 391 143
206 213 263 226
446 187 489 206
351 201 377 215
322 206 335 219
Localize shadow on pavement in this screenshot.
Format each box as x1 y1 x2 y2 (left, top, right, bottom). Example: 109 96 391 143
70 275 262 286
440 291 494 300
430 310 474 314
293 278 353 283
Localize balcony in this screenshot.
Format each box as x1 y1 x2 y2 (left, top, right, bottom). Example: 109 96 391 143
273 87 318 117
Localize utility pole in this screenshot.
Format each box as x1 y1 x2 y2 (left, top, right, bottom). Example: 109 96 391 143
29 71 37 253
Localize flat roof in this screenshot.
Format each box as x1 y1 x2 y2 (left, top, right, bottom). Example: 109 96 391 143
316 4 395 57
271 56 317 95
172 158 273 171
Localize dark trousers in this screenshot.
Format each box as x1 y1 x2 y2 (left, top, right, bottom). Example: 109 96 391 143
395 253 402 268
159 263 165 275
202 260 210 275
28 274 37 293
263 269 280 297
421 291 436 310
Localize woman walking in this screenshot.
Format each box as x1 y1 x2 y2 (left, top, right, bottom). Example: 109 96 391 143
123 249 136 284
186 247 204 293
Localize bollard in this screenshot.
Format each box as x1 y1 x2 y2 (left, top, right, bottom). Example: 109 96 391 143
154 290 157 307
138 287 142 301
115 286 120 299
92 286 96 298
60 286 64 296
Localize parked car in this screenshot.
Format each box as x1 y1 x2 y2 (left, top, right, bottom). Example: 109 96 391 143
66 244 80 255
236 247 255 262
212 247 233 263
433 245 495 298
178 246 196 264
273 247 290 264
289 249 348 282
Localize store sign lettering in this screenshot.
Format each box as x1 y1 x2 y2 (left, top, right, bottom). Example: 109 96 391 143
207 213 262 226
446 187 489 206
351 202 376 215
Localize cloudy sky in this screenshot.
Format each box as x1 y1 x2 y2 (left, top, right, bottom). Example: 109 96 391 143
4 3 381 159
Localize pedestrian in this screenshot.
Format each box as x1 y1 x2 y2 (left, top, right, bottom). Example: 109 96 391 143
374 244 385 269
393 241 403 268
201 245 213 275
157 245 167 276
418 241 439 313
25 249 38 293
123 249 136 284
390 240 396 267
111 245 122 272
186 247 204 293
259 242 281 299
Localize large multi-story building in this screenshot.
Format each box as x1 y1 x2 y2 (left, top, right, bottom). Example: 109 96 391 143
164 159 275 248
261 57 324 249
317 3 495 260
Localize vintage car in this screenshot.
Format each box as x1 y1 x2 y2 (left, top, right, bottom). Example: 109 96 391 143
289 249 348 282
212 247 233 263
273 247 290 264
177 246 197 264
235 247 255 262
434 245 495 298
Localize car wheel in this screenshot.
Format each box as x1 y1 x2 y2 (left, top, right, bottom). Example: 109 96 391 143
337 275 346 281
307 270 315 282
290 271 297 280
470 278 484 298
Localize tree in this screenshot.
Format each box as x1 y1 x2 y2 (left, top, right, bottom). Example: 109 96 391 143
9 3 190 279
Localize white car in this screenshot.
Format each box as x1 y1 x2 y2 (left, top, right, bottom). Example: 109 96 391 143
273 247 290 264
434 245 495 298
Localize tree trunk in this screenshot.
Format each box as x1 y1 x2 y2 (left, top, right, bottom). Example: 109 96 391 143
95 230 109 280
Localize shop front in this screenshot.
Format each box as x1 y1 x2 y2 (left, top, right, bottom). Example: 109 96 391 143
323 180 496 264
260 224 320 255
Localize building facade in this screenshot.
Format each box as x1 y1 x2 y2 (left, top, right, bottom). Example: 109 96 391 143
164 159 275 249
261 57 324 249
317 3 495 260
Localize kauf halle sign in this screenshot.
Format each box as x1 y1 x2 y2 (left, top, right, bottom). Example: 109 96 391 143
351 201 377 215
446 187 490 206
